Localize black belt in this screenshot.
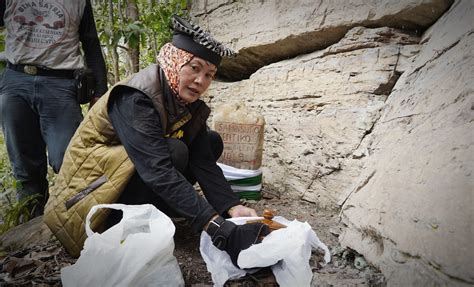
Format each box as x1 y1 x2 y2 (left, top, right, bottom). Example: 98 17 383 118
7 62 76 79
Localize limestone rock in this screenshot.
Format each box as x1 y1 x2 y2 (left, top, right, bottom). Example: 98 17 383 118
339 0 474 285
193 0 471 285
191 0 452 80
204 27 420 208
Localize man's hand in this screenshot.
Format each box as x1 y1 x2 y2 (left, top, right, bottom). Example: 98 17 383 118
228 204 258 218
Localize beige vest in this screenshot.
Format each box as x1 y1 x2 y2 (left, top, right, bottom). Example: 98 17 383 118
44 65 178 257
3 0 86 69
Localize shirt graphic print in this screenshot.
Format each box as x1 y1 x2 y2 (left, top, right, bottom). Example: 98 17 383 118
11 1 68 49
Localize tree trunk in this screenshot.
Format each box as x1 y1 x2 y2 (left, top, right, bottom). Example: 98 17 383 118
151 32 158 63
108 0 120 83
126 0 140 73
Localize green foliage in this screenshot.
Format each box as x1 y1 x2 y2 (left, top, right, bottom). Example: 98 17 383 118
0 134 56 235
139 0 189 66
92 0 189 80
0 134 16 207
0 134 55 235
0 194 40 235
0 135 22 234
0 27 5 70
123 21 145 49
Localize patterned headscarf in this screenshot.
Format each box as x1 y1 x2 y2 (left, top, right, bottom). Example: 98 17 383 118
157 43 194 96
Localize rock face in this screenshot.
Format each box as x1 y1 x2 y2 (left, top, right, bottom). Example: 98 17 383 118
192 0 472 285
339 1 474 285
192 0 452 80
206 27 420 208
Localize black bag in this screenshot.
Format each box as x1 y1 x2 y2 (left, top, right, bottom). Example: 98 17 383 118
74 69 96 104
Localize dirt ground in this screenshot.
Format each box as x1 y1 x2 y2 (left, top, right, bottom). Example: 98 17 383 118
0 188 386 286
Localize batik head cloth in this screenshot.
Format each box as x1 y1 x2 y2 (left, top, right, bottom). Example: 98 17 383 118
157 43 193 95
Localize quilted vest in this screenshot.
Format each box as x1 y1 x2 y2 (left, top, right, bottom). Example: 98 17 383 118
43 64 197 257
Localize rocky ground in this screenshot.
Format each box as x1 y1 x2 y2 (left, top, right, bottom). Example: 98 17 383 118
0 188 386 286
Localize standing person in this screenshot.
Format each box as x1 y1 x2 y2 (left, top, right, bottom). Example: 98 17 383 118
44 15 270 268
0 0 107 218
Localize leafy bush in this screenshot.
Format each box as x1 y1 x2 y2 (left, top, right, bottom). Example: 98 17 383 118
0 134 22 234
93 0 189 81
0 195 40 235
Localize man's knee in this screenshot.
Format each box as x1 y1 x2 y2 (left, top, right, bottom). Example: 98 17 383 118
166 138 189 172
49 152 64 174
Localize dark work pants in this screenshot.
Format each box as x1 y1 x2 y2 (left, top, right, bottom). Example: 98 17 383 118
0 69 83 217
105 130 223 229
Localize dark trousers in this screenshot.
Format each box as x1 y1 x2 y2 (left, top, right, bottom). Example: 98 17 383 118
0 69 83 217
105 130 223 228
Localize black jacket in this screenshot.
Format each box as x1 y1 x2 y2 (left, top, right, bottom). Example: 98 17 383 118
108 83 240 231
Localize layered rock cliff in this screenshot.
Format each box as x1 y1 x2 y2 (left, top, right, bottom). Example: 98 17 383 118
191 0 472 285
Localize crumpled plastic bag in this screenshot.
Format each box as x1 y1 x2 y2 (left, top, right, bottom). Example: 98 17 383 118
61 204 184 287
200 216 330 287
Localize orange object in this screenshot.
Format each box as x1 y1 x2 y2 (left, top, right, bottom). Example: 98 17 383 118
247 209 287 231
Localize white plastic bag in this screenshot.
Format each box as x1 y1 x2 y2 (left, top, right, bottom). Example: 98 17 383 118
200 216 330 287
61 204 184 287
